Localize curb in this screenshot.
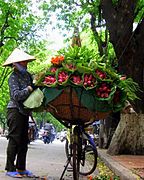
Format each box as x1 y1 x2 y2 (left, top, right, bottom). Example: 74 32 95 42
97 149 140 180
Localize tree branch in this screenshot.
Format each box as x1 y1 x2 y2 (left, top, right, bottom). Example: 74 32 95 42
0 10 10 47
90 12 103 56
1 11 10 36
0 68 12 88
100 0 117 44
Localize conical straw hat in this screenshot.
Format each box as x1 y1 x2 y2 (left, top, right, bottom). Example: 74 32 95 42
3 48 36 66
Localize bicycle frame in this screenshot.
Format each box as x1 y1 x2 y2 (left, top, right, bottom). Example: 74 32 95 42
60 122 97 180
82 128 97 150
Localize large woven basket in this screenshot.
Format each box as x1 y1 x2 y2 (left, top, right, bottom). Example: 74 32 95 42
45 87 110 124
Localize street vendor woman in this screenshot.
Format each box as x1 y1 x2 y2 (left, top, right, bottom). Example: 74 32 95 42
3 48 36 178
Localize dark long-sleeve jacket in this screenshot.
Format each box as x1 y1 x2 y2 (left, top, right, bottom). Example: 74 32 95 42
7 70 33 115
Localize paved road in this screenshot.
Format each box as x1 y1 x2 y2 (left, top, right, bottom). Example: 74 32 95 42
0 137 97 180
0 136 71 179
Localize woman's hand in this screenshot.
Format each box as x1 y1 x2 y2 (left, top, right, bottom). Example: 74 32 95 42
27 86 33 92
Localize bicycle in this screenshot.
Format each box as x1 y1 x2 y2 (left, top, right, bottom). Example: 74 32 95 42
60 122 98 180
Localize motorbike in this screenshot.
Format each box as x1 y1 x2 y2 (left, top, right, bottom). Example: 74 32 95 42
42 131 51 144
49 133 55 143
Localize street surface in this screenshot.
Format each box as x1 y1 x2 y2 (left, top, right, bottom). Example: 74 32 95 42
0 136 98 180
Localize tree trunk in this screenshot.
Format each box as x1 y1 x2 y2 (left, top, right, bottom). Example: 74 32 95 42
100 1 144 155
101 0 144 113
107 113 144 155
99 119 108 148
98 112 120 149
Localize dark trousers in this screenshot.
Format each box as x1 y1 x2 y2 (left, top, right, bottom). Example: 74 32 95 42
5 108 29 172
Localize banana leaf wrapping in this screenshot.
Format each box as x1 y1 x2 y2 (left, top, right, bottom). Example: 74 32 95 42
42 73 57 88
62 62 76 73
56 68 71 86
82 73 97 90
69 71 83 86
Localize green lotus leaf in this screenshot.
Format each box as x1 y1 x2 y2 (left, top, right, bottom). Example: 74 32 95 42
23 88 44 109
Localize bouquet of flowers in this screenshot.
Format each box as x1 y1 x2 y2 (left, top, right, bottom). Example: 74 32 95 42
33 45 139 117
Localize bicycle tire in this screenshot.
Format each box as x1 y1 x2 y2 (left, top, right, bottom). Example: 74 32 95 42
73 142 80 180
65 137 98 176
79 144 97 176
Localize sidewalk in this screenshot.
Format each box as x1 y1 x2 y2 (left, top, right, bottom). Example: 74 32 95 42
98 148 144 180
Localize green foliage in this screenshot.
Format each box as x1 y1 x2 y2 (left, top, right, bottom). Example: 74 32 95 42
0 0 38 51
117 78 141 101
39 0 119 72
94 175 120 180
27 40 53 74
0 67 11 112
33 112 64 132
0 0 53 118
59 45 100 67
135 0 144 23
45 112 65 132
0 0 52 66
40 0 101 37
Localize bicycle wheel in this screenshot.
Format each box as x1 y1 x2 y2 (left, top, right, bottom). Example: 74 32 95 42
79 144 97 176
73 142 80 180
